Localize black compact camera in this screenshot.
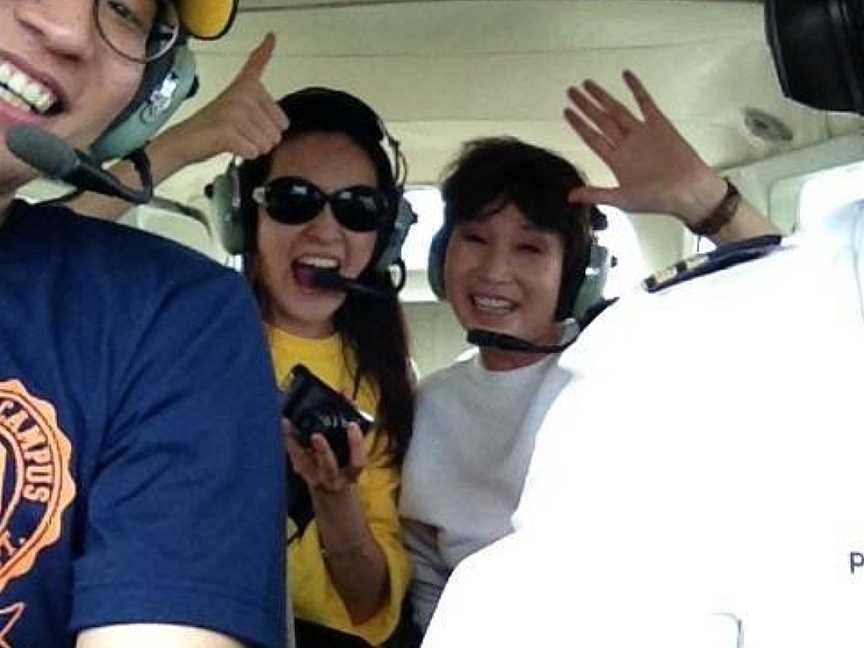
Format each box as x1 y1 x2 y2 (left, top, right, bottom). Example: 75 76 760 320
281 364 374 467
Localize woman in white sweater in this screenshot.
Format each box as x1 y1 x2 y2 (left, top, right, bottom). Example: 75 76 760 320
398 71 780 635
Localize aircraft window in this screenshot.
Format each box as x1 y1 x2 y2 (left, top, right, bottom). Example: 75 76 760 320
596 207 646 298
402 186 444 271
797 161 864 232
695 237 716 254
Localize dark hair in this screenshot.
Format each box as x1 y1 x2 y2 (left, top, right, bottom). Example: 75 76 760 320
240 89 414 466
440 137 594 320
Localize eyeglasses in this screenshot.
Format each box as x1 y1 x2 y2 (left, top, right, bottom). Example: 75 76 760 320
252 177 390 233
94 0 180 64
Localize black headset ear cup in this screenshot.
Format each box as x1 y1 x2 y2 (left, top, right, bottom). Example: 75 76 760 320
570 242 611 322
210 160 247 255
767 0 864 113
374 195 418 274
828 0 864 112
554 238 611 322
427 221 452 300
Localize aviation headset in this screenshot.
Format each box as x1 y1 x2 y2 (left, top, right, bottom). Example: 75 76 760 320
208 87 416 280
89 3 200 162
427 191 612 323
767 0 864 114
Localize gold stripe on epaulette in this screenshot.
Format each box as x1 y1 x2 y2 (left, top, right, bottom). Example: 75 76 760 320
644 253 710 291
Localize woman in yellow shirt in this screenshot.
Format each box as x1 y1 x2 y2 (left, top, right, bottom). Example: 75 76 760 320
236 87 415 646
71 39 416 643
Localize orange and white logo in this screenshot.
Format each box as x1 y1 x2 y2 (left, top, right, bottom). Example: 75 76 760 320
0 380 75 593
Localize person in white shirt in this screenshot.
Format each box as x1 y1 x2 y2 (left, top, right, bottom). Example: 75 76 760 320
399 72 779 635
423 1 864 645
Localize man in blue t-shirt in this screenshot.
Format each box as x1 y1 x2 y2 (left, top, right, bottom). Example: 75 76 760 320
0 1 287 646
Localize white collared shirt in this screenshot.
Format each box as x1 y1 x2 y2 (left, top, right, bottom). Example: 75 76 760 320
424 201 864 647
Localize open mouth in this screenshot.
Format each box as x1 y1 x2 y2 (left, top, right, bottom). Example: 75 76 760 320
0 60 61 116
292 255 341 289
471 294 517 315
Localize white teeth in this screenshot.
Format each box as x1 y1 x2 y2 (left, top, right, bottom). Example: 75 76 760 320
32 91 53 113
8 72 27 95
0 87 29 112
473 296 516 312
298 255 340 269
22 81 47 107
0 60 58 115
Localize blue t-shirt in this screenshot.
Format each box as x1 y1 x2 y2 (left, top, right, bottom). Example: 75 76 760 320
0 202 287 646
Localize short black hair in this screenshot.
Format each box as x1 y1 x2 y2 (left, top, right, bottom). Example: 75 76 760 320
440 137 594 319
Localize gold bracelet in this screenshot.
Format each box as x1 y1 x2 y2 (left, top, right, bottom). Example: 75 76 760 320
689 179 742 237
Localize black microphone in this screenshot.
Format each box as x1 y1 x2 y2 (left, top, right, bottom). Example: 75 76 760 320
5 124 153 204
312 269 394 299
466 328 580 354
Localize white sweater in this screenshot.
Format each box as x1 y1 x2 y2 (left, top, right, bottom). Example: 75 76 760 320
399 351 576 631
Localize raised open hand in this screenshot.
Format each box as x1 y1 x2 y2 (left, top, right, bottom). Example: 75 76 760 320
564 70 727 228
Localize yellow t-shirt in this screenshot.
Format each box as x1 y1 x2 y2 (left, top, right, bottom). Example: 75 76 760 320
269 325 412 646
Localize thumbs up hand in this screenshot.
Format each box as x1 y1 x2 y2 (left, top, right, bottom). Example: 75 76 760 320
161 32 288 164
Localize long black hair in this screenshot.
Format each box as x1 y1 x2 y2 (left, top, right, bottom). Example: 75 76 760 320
239 89 414 466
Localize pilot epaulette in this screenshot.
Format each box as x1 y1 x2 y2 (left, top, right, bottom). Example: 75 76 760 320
642 234 783 293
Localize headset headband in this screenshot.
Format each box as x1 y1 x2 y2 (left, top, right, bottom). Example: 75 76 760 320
277 88 407 189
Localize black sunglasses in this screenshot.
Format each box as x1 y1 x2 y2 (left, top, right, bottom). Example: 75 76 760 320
252 177 389 233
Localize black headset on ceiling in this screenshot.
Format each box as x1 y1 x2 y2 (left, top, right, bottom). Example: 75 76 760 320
766 0 864 114
207 87 417 295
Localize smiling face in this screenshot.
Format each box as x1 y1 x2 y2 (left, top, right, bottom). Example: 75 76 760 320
444 202 565 369
254 132 380 338
0 0 147 199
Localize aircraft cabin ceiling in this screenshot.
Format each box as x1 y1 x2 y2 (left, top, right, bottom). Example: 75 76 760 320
153 0 863 208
